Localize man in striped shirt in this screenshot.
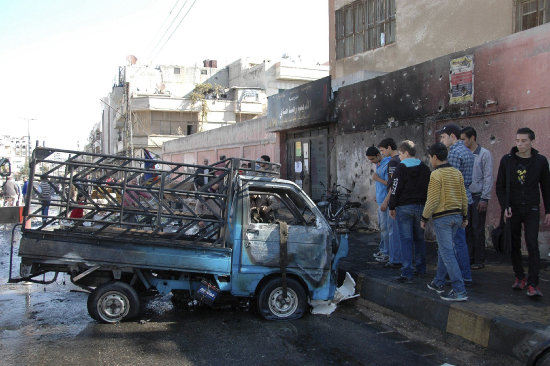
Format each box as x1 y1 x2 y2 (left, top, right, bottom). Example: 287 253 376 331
439 123 474 285
422 143 469 302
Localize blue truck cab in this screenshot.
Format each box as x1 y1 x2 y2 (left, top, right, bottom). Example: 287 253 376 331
14 148 348 322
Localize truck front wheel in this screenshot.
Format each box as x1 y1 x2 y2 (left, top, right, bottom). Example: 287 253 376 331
257 278 307 320
87 281 140 323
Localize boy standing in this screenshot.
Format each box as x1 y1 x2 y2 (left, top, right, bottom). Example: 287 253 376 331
389 140 431 282
422 143 469 302
378 138 402 267
438 123 474 284
496 127 550 297
366 146 391 263
460 127 493 270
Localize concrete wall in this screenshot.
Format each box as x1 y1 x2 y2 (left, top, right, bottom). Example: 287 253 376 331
162 116 280 165
228 58 330 97
329 0 514 81
334 124 428 229
334 22 550 254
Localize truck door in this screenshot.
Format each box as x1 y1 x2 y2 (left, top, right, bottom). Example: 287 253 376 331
240 186 333 291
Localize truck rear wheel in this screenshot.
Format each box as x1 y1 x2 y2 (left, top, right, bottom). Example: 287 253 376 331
87 281 140 323
257 278 307 320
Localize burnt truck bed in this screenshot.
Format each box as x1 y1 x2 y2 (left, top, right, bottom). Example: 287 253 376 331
19 230 232 275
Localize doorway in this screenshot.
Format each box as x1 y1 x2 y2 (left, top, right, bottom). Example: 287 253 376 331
286 128 328 201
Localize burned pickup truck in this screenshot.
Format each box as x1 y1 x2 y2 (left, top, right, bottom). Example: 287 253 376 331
10 148 348 323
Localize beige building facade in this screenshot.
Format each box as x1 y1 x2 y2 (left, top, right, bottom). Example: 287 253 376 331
329 0 547 88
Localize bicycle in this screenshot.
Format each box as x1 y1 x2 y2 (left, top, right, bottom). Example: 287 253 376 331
316 183 361 231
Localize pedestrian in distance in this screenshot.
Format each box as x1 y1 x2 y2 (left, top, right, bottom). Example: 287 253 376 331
21 177 29 204
2 175 20 207
460 127 493 270
194 158 211 190
496 127 550 297
39 176 53 224
388 140 431 283
438 123 474 285
422 143 469 302
377 138 402 268
256 155 272 176
366 146 391 263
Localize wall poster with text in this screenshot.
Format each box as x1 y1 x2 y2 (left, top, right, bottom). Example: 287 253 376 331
449 55 474 104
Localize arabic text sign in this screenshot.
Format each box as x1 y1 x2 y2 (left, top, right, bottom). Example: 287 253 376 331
450 55 474 104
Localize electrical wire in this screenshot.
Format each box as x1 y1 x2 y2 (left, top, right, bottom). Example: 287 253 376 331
145 0 183 54
150 0 197 61
148 0 190 59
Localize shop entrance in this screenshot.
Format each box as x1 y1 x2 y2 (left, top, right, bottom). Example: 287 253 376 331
286 128 329 201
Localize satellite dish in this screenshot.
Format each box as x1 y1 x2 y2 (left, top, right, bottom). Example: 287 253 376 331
126 55 137 65
156 83 166 93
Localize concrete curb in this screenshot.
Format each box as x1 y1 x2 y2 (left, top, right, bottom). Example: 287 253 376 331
353 272 550 363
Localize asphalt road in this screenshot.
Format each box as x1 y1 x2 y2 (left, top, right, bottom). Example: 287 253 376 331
0 226 516 366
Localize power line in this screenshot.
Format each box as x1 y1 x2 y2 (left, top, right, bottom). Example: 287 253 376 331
151 0 197 61
148 0 190 59
145 0 183 54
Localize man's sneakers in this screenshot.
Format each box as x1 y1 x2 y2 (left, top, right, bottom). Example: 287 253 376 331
440 289 468 302
375 255 389 263
513 278 543 297
373 251 389 263
427 281 445 294
526 285 543 297
512 277 526 291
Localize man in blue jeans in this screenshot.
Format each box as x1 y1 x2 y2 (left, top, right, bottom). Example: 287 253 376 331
389 140 431 283
378 138 402 268
366 146 391 263
438 123 474 285
422 143 469 302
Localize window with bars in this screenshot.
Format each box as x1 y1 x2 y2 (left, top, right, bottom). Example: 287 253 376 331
336 0 396 59
516 0 549 31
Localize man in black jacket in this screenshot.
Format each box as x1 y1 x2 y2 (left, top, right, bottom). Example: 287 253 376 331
389 140 431 283
496 127 550 297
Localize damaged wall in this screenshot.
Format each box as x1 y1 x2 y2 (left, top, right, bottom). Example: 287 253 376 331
334 124 428 229
329 0 513 80
334 23 550 255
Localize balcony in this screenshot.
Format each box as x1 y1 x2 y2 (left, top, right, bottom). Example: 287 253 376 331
234 101 265 115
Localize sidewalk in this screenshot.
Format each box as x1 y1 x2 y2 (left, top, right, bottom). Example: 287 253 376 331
340 230 550 363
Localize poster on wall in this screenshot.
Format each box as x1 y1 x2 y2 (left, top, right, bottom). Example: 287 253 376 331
449 55 474 104
295 141 302 157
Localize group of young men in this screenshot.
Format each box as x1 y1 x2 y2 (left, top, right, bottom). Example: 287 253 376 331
367 125 550 302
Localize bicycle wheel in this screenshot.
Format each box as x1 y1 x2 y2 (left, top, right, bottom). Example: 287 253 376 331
342 207 360 231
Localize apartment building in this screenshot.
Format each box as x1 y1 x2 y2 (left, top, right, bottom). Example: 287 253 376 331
99 57 329 158
329 0 549 88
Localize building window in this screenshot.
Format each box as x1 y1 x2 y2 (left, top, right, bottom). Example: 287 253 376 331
516 0 549 31
336 0 396 59
174 67 180 74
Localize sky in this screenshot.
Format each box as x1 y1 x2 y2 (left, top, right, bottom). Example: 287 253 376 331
0 0 329 150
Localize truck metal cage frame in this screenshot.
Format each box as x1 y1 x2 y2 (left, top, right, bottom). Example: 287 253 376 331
23 147 279 248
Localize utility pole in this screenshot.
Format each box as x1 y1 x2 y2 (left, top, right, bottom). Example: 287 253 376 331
23 118 36 161
125 81 134 158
